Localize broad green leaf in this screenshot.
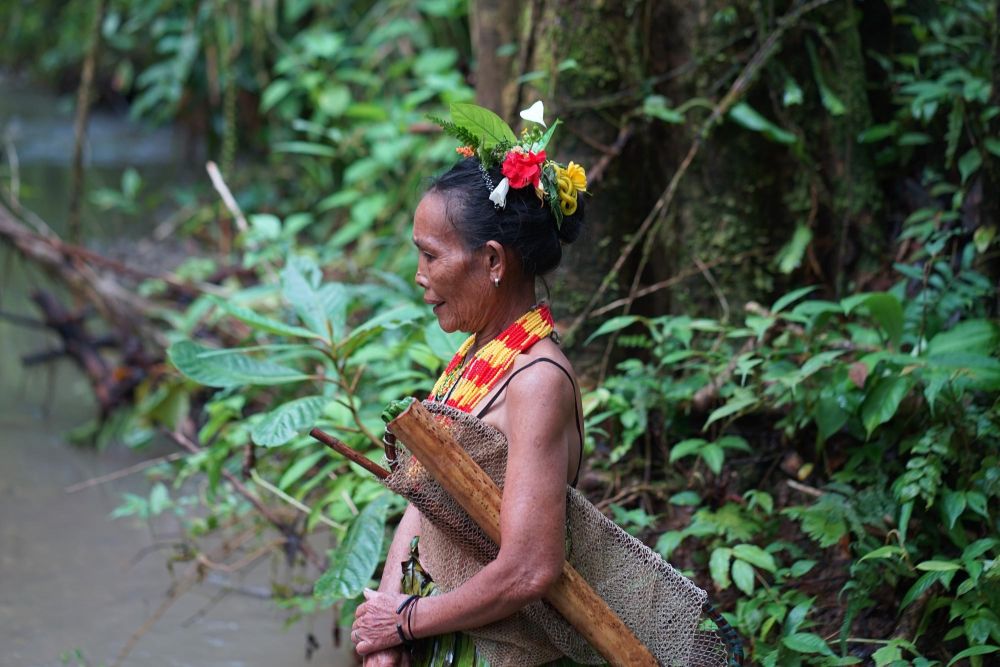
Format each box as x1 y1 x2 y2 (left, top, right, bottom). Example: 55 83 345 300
278 450 326 489
700 443 724 475
900 570 946 609
966 491 988 518
860 376 912 437
669 438 707 463
783 76 804 107
942 490 967 529
841 292 904 345
704 392 757 428
260 79 293 112
168 341 312 387
947 645 999 666
272 141 338 158
927 319 1000 356
731 558 755 595
669 491 701 506
915 560 961 572
718 435 751 452
975 225 997 253
251 395 327 447
771 286 817 314
958 148 982 183
339 303 424 357
857 122 898 143
872 644 903 666
709 548 732 589
281 256 350 339
733 544 777 572
314 494 391 603
775 224 813 274
782 632 834 655
729 102 796 144
815 395 848 442
212 297 321 340
584 315 642 345
860 545 905 562
925 353 1000 390
790 560 817 577
643 95 684 124
450 102 517 150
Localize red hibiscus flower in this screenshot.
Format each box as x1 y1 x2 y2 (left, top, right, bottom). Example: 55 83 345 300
501 149 547 189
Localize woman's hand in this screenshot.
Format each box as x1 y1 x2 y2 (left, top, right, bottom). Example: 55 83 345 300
352 588 411 656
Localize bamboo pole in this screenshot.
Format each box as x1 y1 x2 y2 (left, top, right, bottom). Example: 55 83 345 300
388 400 659 667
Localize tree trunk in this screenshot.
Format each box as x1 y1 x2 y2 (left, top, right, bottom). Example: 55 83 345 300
470 0 521 123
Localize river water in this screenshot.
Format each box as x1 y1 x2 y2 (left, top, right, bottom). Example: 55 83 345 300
0 74 350 667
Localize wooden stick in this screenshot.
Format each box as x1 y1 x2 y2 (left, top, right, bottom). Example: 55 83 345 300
389 401 658 667
309 428 390 480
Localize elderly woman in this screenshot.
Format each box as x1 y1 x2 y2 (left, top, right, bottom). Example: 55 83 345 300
350 105 588 667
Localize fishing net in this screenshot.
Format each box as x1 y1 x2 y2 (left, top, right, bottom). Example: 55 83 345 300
382 401 736 667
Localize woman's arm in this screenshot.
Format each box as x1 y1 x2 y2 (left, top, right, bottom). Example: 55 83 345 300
352 362 575 655
378 503 422 594
359 503 422 666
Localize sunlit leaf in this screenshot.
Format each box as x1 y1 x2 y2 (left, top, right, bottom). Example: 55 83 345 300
168 340 312 387
731 558 755 595
709 547 732 589
450 102 516 150
251 395 327 447
315 494 391 604
733 544 777 572
212 297 321 340
729 102 796 144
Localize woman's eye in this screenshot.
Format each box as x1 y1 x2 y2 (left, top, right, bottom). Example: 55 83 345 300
422 251 435 261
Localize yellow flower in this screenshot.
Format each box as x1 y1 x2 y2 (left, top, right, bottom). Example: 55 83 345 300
553 163 586 216
564 161 587 192
559 190 577 216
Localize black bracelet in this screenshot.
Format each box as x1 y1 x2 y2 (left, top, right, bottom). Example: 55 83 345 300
407 597 418 642
395 594 420 645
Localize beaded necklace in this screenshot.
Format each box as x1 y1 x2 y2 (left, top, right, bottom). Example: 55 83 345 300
430 303 554 413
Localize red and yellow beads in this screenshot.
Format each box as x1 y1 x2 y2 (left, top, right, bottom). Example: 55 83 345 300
430 304 554 413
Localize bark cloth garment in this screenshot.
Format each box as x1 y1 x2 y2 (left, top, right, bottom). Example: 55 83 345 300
383 361 743 667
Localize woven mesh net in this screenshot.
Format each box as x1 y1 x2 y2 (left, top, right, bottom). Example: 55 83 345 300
383 401 732 667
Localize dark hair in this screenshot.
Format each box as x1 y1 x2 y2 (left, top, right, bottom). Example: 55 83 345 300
427 158 585 276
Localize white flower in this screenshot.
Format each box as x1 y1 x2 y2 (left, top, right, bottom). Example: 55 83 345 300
519 101 546 127
489 176 510 208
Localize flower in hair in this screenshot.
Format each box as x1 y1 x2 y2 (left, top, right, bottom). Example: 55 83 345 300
489 177 510 207
554 161 587 215
430 100 588 225
502 147 546 189
519 100 547 128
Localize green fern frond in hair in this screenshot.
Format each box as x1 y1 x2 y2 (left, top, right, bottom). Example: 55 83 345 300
427 115 481 151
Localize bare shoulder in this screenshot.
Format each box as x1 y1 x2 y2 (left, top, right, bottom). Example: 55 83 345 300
504 338 578 418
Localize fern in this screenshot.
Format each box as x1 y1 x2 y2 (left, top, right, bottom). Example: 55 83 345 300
426 114 480 151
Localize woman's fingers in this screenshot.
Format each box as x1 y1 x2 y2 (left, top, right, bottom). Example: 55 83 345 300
351 590 410 655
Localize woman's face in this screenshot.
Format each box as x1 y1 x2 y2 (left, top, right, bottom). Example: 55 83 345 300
412 192 493 333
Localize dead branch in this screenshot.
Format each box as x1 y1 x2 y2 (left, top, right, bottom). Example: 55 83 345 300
166 428 328 571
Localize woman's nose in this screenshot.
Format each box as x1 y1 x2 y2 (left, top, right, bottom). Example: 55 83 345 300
414 269 428 288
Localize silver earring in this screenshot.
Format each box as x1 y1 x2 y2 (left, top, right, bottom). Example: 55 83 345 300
493 277 500 288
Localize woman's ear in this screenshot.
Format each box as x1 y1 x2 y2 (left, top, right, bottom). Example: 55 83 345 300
483 240 505 280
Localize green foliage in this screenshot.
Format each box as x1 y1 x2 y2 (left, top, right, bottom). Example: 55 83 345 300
588 254 998 662
314 494 392 605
